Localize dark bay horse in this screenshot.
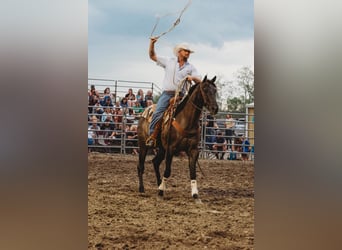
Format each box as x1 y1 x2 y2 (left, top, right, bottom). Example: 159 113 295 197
137 76 218 198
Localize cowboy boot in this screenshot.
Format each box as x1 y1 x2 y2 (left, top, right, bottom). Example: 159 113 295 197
146 119 162 147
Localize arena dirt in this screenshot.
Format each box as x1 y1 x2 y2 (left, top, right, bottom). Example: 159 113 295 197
88 153 254 249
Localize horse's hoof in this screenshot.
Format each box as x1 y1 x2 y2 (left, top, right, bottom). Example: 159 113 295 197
192 193 198 199
139 187 145 193
158 190 164 196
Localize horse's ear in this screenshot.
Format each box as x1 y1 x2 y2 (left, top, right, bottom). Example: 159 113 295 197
203 75 207 82
211 76 217 83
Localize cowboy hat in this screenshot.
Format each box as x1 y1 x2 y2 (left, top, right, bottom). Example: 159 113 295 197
173 43 194 56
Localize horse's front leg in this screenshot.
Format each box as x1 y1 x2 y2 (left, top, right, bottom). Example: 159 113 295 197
158 150 173 196
189 147 200 198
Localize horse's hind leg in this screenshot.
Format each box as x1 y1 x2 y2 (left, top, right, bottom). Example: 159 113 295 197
137 145 148 193
152 146 165 189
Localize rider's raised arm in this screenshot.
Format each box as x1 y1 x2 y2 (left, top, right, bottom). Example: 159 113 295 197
149 37 158 62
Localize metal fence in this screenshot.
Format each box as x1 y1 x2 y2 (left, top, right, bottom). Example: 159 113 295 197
88 79 254 161
88 110 255 161
88 78 162 103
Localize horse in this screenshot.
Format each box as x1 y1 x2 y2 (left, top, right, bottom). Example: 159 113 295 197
137 75 218 199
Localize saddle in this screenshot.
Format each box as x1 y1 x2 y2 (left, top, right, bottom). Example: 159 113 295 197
141 96 190 139
163 97 179 125
141 104 156 123
141 96 181 125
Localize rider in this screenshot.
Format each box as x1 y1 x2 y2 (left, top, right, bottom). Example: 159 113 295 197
145 37 202 147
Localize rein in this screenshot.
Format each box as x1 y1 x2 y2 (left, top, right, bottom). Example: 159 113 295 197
171 80 207 137
190 80 211 111
190 100 202 111
166 77 191 146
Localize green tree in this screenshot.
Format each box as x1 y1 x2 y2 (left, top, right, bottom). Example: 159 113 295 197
227 96 245 113
211 75 236 112
235 66 254 110
212 75 225 111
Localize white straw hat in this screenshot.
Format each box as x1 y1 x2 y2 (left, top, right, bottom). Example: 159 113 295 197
173 43 194 56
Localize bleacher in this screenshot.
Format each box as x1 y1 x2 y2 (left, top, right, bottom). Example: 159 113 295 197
88 79 255 161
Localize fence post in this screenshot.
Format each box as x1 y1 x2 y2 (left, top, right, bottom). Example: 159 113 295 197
114 80 118 103
200 111 206 159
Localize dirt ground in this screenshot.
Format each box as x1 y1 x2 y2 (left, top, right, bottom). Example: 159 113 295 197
88 153 254 250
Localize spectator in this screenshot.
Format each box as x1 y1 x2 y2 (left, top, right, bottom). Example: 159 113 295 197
205 114 218 150
109 115 123 145
120 97 129 114
103 87 116 103
88 84 100 98
135 89 145 107
132 101 144 114
120 97 129 108
212 131 227 160
88 94 99 114
112 102 124 123
233 136 243 159
101 107 113 123
144 90 154 107
125 124 138 155
103 87 111 97
92 99 104 120
225 114 235 149
100 117 114 145
241 135 250 161
114 101 122 109
112 114 122 130
125 88 136 107
100 96 113 108
250 144 255 161
88 116 100 146
126 108 136 123
110 116 123 132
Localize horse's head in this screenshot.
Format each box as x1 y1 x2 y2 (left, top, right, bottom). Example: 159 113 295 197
199 75 219 115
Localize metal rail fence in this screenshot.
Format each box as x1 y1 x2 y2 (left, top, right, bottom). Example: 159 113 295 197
88 78 254 161
88 78 162 103
88 109 255 161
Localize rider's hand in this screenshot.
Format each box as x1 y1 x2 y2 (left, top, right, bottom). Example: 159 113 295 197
150 37 158 44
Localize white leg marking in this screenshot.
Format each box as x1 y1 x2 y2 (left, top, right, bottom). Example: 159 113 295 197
191 180 198 197
158 177 168 191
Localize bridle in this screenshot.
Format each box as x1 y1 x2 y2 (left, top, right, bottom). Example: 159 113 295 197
190 80 216 111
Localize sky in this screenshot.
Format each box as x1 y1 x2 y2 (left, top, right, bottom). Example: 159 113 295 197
88 0 254 94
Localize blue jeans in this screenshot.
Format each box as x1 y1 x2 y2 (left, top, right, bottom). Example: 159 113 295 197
149 91 175 135
88 138 94 145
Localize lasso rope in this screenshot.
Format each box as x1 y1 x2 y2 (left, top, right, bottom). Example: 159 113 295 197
174 76 191 105
150 0 192 39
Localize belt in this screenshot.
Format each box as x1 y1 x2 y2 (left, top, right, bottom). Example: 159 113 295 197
163 90 176 94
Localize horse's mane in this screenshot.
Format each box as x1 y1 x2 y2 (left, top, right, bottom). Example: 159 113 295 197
174 83 200 116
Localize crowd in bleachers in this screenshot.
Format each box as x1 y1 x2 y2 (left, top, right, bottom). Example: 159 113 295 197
88 84 254 160
202 114 253 161
88 84 154 154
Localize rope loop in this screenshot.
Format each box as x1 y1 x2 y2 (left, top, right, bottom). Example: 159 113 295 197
150 0 192 39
